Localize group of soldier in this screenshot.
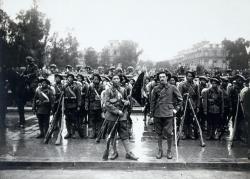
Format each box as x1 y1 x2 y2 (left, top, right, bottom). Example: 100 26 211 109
0 55 250 160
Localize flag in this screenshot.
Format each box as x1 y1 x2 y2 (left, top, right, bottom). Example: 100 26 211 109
131 72 145 106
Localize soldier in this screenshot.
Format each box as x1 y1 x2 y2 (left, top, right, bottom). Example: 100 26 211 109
64 73 81 139
150 71 183 159
33 78 54 138
198 76 209 132
65 65 73 73
53 74 64 129
97 66 104 75
47 64 57 86
202 77 224 140
220 76 230 138
104 75 138 160
86 74 105 139
76 73 89 138
178 71 200 140
228 74 246 141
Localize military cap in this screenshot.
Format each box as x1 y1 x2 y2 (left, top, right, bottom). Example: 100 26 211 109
109 66 115 70
199 76 208 82
39 77 51 85
210 77 220 84
185 70 195 78
84 66 91 70
66 65 73 69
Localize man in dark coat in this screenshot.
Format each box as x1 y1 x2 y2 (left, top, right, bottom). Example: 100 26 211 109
150 71 183 159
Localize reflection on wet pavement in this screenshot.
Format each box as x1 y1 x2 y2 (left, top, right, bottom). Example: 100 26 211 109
0 111 248 163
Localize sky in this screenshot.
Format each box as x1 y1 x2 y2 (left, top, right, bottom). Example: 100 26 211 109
2 0 250 62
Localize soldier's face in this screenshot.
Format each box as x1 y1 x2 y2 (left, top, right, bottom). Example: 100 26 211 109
55 77 61 83
159 74 168 84
169 78 176 85
68 76 74 83
186 73 193 82
211 81 218 88
93 76 100 84
200 79 206 85
77 76 83 82
41 81 47 88
112 76 120 87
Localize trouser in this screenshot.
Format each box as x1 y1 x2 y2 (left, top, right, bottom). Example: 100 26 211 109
88 109 103 137
183 109 195 137
17 103 25 125
37 114 50 135
0 100 7 128
65 108 77 135
197 107 206 131
207 113 221 137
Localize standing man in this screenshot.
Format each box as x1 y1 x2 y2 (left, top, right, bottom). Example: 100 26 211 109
202 78 224 140
150 71 183 159
104 75 138 160
33 78 54 138
86 74 105 139
0 66 8 128
178 71 199 140
64 73 81 139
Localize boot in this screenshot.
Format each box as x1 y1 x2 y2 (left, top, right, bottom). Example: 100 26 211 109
36 133 44 139
122 139 138 160
71 128 76 139
64 124 72 139
156 136 163 159
167 137 172 159
110 140 118 160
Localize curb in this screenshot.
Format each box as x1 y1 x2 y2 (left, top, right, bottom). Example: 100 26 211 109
0 161 249 170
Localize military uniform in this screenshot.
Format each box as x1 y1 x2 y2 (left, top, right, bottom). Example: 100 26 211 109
150 82 183 159
0 69 8 128
33 80 54 138
53 77 64 129
86 83 105 138
202 82 224 140
178 80 200 139
64 80 81 139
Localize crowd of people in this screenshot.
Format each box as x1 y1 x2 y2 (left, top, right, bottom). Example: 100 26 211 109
0 56 249 160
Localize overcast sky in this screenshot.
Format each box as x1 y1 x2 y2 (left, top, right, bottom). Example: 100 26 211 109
2 0 250 62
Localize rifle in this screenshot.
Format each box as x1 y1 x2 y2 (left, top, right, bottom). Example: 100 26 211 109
44 92 63 144
102 106 125 160
55 96 65 145
230 94 240 147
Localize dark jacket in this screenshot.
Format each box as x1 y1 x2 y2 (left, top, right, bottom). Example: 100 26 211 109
33 86 54 114
105 86 128 121
202 87 224 114
64 82 81 109
86 83 104 111
150 83 183 118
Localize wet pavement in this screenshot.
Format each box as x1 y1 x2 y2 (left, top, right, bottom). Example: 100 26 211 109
0 109 249 170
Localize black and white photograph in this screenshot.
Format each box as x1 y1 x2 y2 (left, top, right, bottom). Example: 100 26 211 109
0 0 250 178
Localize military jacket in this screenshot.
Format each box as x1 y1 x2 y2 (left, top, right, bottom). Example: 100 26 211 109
86 83 104 110
202 87 224 114
64 82 81 109
150 83 183 118
105 86 128 121
33 87 54 114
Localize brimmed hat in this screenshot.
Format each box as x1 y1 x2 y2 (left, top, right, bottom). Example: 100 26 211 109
234 74 246 81
92 73 102 81
67 73 75 79
199 76 208 82
39 77 50 85
210 77 220 84
50 64 57 68
25 56 35 62
186 70 195 78
55 73 63 80
220 76 229 82
66 65 73 69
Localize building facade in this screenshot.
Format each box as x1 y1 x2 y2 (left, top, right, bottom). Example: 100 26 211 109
170 41 228 70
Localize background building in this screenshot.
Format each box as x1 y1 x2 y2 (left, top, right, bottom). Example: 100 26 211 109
170 41 228 70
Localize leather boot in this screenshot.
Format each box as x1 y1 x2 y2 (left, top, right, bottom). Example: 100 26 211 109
110 140 118 160
167 137 173 159
122 139 138 160
156 136 163 159
64 125 72 139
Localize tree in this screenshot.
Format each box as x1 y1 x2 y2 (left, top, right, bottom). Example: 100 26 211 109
114 40 142 68
48 33 81 69
84 47 98 69
99 47 111 69
222 38 250 70
14 2 50 67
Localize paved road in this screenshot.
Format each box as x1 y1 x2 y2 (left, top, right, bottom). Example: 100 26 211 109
0 169 249 179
